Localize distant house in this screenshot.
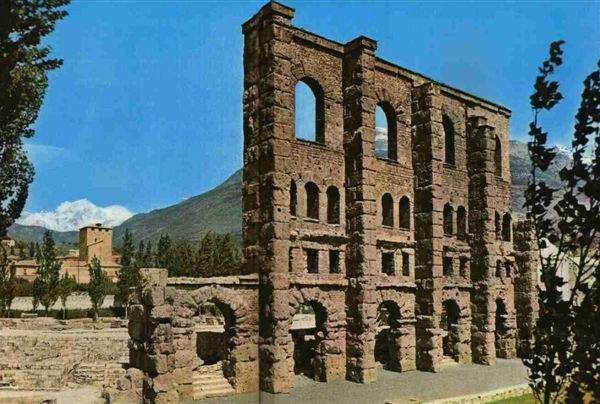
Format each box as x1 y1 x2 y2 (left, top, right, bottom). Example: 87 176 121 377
1 236 16 249
12 223 121 284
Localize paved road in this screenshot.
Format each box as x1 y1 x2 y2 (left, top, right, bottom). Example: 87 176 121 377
193 359 529 404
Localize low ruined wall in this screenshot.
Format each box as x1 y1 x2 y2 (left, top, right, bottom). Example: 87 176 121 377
0 318 128 390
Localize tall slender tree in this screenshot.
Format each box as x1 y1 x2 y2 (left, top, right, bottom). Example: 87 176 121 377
0 245 17 317
524 41 599 403
116 229 136 318
32 230 61 315
155 234 172 269
87 256 110 321
56 273 76 320
0 0 70 236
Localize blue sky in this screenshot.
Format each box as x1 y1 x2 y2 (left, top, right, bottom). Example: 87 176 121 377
27 0 599 215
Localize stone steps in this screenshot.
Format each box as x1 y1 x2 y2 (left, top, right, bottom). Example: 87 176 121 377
192 370 235 400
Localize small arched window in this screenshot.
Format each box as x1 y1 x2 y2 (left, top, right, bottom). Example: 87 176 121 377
502 213 512 241
443 114 456 166
382 193 394 227
374 103 397 161
399 196 410 230
326 186 340 224
305 182 320 220
495 212 501 240
443 203 454 236
495 136 502 177
290 180 297 216
294 78 325 143
457 206 467 240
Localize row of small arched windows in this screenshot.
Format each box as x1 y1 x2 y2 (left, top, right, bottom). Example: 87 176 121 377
495 212 512 242
381 194 411 230
443 204 468 240
290 180 340 224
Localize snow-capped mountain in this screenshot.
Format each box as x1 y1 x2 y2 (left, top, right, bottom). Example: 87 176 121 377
17 199 133 232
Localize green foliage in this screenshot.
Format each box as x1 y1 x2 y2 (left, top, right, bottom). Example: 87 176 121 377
524 41 600 403
56 273 76 319
87 256 111 321
0 246 17 316
0 0 70 236
32 231 61 315
155 234 172 268
116 229 137 313
169 239 196 277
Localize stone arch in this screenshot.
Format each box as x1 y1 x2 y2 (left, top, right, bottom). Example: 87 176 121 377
442 114 456 166
502 213 512 241
382 193 394 227
456 206 467 240
287 289 346 384
494 135 502 177
443 203 454 236
189 286 253 391
305 182 320 220
399 196 411 230
375 102 398 161
294 76 325 143
326 186 340 224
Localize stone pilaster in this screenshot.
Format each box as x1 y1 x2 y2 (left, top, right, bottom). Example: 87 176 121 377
342 36 380 383
242 2 295 393
411 83 445 371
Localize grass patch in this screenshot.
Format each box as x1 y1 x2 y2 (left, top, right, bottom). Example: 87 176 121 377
489 393 536 404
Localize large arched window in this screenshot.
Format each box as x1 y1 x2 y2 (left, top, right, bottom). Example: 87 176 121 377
443 203 454 236
495 136 502 177
399 196 410 230
294 78 325 143
382 193 394 227
457 206 467 240
443 114 456 166
374 103 397 161
326 186 340 224
305 182 320 220
502 213 512 241
290 180 297 216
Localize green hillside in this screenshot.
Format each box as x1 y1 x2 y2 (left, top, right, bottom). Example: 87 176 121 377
9 140 572 245
113 169 242 245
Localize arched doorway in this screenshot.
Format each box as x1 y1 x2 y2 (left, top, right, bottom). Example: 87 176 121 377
194 301 236 380
441 300 460 362
290 301 327 381
375 301 402 371
495 299 509 358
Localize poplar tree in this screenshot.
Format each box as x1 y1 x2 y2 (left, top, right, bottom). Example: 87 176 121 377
0 0 70 236
33 231 61 315
0 246 17 317
87 256 110 321
116 229 136 317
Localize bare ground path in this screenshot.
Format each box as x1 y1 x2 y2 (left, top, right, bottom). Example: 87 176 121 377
195 359 529 404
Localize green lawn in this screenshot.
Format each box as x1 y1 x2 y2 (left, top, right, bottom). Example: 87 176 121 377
490 394 536 404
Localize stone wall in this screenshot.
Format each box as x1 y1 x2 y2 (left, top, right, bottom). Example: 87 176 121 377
0 318 128 390
10 293 118 312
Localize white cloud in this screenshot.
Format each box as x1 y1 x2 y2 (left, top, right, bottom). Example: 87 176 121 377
18 199 133 232
24 143 75 167
374 127 388 141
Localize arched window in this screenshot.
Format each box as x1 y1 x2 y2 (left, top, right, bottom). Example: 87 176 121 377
290 180 297 216
399 196 410 230
495 212 501 240
443 114 456 166
494 136 502 177
374 103 397 161
305 182 320 220
457 206 467 240
326 186 340 224
443 203 454 236
502 213 512 241
382 193 394 227
294 78 325 143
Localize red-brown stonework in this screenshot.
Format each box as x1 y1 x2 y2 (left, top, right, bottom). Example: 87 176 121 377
130 2 539 402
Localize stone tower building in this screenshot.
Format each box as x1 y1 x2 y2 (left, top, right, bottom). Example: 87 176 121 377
79 223 114 264
242 1 517 393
